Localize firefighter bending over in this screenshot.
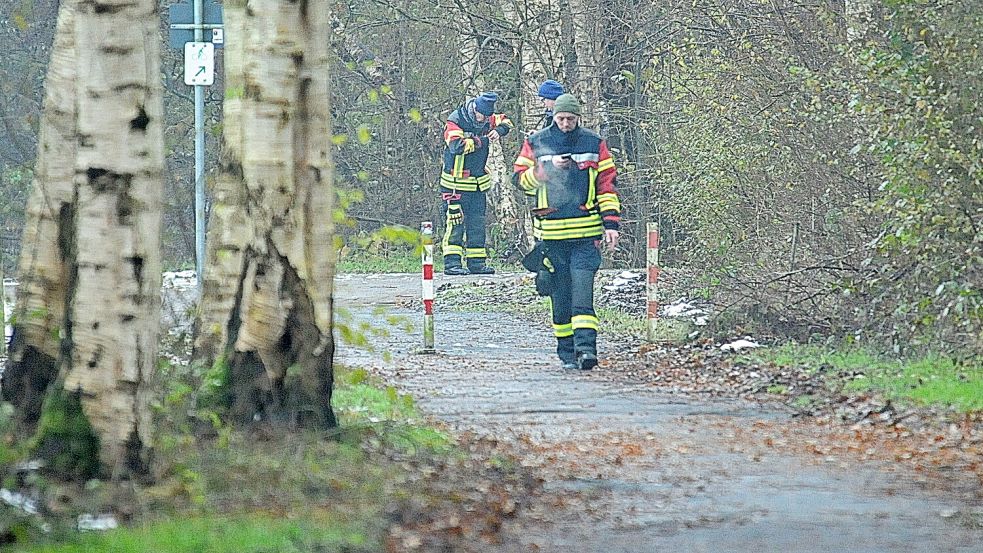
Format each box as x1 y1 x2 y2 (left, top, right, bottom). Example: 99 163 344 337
439 92 514 275
512 94 622 370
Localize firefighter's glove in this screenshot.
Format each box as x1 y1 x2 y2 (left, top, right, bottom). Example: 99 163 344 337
446 203 464 225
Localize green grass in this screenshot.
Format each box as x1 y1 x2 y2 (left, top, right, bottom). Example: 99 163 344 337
745 343 983 412
766 384 789 395
596 306 646 339
847 355 983 412
337 247 436 273
7 365 456 552
13 515 370 553
332 367 453 454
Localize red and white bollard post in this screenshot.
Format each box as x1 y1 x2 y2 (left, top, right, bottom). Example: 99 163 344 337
420 221 436 353
646 222 660 343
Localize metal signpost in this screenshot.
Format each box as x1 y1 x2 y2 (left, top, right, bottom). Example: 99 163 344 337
168 0 223 295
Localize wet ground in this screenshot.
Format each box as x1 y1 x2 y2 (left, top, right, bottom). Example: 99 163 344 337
335 272 983 553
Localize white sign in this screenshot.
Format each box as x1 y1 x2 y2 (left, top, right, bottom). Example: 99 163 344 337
184 42 214 86
211 28 224 45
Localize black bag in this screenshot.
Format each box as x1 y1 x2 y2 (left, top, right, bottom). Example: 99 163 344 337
522 242 554 296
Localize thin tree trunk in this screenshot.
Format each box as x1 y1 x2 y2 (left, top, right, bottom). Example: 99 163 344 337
4 0 164 477
195 0 336 427
458 29 530 259
502 0 563 132
566 0 604 131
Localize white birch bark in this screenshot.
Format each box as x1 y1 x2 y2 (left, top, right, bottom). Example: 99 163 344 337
196 0 336 425
566 0 604 131
458 30 529 256
4 0 164 476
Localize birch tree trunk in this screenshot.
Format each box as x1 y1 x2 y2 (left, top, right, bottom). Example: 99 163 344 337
195 0 336 427
566 0 604 131
502 0 564 133
3 0 163 478
458 29 530 259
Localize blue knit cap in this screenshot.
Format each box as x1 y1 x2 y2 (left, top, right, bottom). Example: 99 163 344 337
537 80 564 100
474 92 499 116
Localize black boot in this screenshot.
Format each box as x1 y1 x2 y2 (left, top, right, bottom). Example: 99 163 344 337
577 352 598 371
557 336 576 369
467 261 495 275
444 256 468 275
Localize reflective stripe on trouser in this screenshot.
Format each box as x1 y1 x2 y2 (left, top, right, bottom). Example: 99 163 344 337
552 321 575 364
547 238 602 359
441 190 487 266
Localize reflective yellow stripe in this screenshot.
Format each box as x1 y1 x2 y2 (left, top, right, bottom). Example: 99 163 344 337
596 192 621 213
572 314 599 331
536 215 604 230
465 248 487 258
515 156 535 168
584 168 598 210
441 173 491 193
534 216 605 240
598 158 615 172
453 154 465 177
553 322 574 338
442 245 464 257
520 169 540 192
445 130 465 144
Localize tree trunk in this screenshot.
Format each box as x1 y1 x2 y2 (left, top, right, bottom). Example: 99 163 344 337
3 0 163 478
566 0 604 131
501 0 566 253
195 0 336 427
502 0 563 133
458 29 531 260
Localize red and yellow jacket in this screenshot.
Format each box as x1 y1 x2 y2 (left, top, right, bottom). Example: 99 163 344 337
512 124 621 240
441 102 513 193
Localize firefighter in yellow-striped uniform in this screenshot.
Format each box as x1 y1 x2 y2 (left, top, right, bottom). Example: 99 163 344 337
440 92 514 275
512 94 621 371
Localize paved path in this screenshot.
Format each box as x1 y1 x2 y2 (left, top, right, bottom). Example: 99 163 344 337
335 273 983 553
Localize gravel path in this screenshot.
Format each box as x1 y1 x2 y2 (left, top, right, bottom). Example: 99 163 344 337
336 272 983 553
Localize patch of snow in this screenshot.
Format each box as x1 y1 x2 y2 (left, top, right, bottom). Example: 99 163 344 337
15 459 44 472
161 270 197 290
78 513 119 532
721 339 762 352
663 298 707 318
1 488 39 515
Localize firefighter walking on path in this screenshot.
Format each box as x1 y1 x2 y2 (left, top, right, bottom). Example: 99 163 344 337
440 92 514 275
512 94 621 370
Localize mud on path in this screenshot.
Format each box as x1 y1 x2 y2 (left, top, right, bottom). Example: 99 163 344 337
335 273 983 553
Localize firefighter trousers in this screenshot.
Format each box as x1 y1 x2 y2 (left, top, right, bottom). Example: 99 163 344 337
546 238 602 364
441 190 488 268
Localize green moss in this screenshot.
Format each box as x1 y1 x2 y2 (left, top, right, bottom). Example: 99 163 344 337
198 354 232 409
32 389 100 480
